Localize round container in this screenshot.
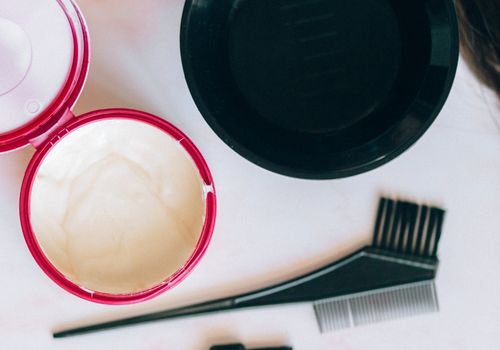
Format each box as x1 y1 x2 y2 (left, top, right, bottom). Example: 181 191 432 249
0 0 216 304
180 0 459 179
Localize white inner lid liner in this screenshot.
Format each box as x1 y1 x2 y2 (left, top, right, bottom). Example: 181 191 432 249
0 0 74 134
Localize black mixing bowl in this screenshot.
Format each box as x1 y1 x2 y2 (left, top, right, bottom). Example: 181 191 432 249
181 0 459 179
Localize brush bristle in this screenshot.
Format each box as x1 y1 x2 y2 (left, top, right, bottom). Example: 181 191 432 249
372 198 445 258
313 281 439 333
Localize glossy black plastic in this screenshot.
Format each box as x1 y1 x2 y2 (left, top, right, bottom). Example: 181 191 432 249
210 345 292 350
180 0 459 179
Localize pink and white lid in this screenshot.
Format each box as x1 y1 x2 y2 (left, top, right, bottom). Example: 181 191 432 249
1 0 217 304
0 0 89 152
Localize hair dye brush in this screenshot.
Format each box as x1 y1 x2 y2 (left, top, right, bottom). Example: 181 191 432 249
54 198 446 338
210 344 291 350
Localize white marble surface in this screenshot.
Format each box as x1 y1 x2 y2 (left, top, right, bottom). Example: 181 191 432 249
1 1 499 349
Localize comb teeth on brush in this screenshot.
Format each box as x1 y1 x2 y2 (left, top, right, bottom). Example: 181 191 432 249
313 280 439 333
53 198 446 338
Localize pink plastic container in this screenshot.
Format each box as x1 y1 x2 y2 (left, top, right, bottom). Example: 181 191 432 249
0 0 216 304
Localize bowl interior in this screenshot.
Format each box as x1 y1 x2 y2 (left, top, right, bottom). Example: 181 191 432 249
181 0 458 178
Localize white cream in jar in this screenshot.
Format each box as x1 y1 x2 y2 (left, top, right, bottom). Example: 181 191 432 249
29 119 207 295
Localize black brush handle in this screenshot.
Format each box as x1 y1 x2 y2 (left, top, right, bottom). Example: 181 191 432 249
53 298 236 338
210 345 292 350
52 249 366 338
211 346 246 350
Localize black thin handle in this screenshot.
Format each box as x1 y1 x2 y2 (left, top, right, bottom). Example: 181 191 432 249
210 345 292 350
53 297 236 338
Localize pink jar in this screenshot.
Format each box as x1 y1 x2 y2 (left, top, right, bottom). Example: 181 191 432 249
0 0 216 304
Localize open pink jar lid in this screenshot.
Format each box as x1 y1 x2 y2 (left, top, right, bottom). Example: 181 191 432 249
0 0 216 304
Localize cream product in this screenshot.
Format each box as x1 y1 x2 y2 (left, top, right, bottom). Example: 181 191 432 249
0 0 216 304
30 119 207 295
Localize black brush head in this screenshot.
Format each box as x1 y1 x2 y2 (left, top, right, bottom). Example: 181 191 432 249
211 345 246 350
372 198 446 258
210 345 292 350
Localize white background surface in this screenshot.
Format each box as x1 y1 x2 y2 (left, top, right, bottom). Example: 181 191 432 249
1 1 500 349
